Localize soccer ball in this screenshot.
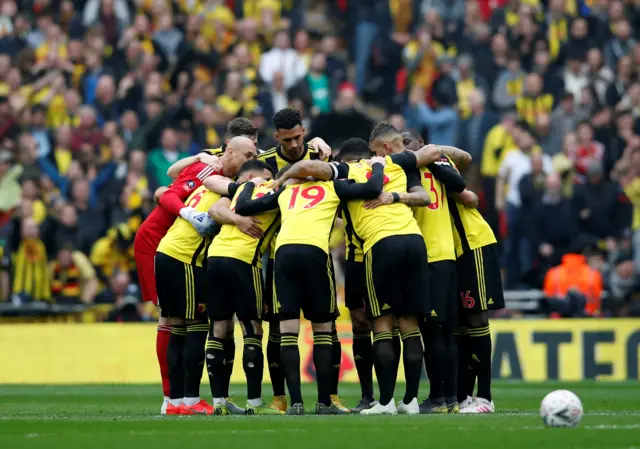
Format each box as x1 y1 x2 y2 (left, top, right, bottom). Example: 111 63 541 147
540 390 583 428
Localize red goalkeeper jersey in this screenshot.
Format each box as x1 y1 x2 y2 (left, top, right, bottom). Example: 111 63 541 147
133 162 218 255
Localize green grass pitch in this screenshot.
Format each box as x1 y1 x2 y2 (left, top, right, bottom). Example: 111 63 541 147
1 382 639 449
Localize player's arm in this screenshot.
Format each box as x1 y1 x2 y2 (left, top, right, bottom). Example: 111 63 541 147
307 137 332 160
158 163 213 216
272 160 339 188
153 186 168 204
427 156 466 193
451 189 480 208
209 195 264 239
364 167 430 209
167 153 222 179
334 162 384 200
235 182 283 216
203 175 240 197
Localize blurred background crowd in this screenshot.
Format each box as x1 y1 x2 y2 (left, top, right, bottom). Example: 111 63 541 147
2 0 640 321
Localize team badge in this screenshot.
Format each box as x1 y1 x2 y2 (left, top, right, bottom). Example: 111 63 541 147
183 180 196 191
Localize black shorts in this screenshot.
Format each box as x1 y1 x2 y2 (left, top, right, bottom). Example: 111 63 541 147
456 244 505 317
274 244 337 323
345 260 367 310
427 260 457 325
364 234 430 319
262 256 277 322
155 252 207 320
207 257 263 322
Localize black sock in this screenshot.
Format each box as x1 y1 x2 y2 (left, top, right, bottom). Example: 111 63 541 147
330 328 341 396
313 331 333 406
243 334 264 401
167 326 187 400
469 325 492 401
455 328 470 402
352 330 374 399
442 326 457 404
401 330 423 404
280 332 303 404
421 322 445 403
391 327 401 392
372 332 395 405
205 336 226 399
222 332 235 397
183 323 209 398
267 326 286 397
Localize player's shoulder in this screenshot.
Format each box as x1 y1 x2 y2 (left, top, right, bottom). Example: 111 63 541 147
180 161 215 180
201 147 224 156
258 146 279 159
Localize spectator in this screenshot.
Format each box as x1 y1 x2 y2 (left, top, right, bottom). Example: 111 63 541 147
493 51 526 112
407 83 458 146
516 73 554 127
104 271 144 321
586 48 615 106
148 128 189 188
50 241 98 304
457 89 497 162
604 19 637 70
543 249 603 317
497 125 553 289
455 54 489 121
90 223 134 291
259 29 307 91
572 121 605 183
534 46 564 101
535 112 563 157
12 217 50 303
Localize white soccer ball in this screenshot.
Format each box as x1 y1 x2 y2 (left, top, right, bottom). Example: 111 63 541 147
540 390 583 428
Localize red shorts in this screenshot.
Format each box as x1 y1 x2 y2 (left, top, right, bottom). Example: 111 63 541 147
135 252 158 305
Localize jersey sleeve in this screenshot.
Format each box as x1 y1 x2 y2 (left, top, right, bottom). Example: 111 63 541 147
405 167 423 191
390 151 418 170
330 161 350 179
334 163 384 200
158 162 216 216
226 182 240 199
235 182 282 216
428 156 466 193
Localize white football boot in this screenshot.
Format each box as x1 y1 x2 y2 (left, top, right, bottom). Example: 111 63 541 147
160 396 169 415
360 399 397 415
460 397 495 414
397 398 419 415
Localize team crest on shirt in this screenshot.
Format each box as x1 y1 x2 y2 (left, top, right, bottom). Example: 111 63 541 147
183 180 196 191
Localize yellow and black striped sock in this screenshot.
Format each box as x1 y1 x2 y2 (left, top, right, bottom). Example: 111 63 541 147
330 328 341 396
184 323 209 398
222 332 235 398
400 329 423 404
372 331 394 405
313 331 333 406
205 336 226 399
352 330 374 399
267 326 285 397
280 332 302 404
243 334 264 401
391 327 401 392
167 325 187 400
469 324 492 401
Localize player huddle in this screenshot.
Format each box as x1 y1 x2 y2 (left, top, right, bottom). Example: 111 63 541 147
133 108 504 416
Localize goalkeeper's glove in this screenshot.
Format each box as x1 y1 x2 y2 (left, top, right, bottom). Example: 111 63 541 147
180 207 219 237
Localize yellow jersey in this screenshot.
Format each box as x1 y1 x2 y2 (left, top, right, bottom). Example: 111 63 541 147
342 161 365 263
623 178 640 231
202 146 224 156
448 201 497 257
275 164 384 254
157 185 222 266
340 155 422 254
208 182 281 266
258 143 327 259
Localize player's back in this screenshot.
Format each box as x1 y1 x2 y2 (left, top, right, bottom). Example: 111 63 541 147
414 165 456 263
345 157 421 254
448 201 497 257
157 185 222 266
276 180 341 254
209 182 281 266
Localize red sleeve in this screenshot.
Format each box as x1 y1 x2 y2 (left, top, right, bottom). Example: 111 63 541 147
158 162 217 216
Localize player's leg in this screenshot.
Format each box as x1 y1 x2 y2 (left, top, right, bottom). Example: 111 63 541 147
264 257 287 411
136 251 170 412
155 253 187 415
460 245 503 414
205 257 233 415
221 326 244 414
360 238 405 415
396 235 430 415
391 322 401 393
180 264 213 414
274 245 305 414
443 263 459 412
327 256 349 413
311 320 336 414
345 259 375 410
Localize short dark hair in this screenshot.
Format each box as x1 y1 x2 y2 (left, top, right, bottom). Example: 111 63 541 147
226 118 258 138
273 108 302 131
338 138 371 162
369 122 400 144
401 129 422 140
237 159 275 178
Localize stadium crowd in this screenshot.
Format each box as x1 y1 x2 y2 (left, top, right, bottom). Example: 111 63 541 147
1 0 640 319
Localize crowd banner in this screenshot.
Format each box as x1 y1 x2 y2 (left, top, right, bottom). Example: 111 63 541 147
0 320 638 384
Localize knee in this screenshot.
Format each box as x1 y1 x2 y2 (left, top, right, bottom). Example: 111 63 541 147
467 312 489 329
350 309 371 333
311 321 332 333
211 321 229 339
